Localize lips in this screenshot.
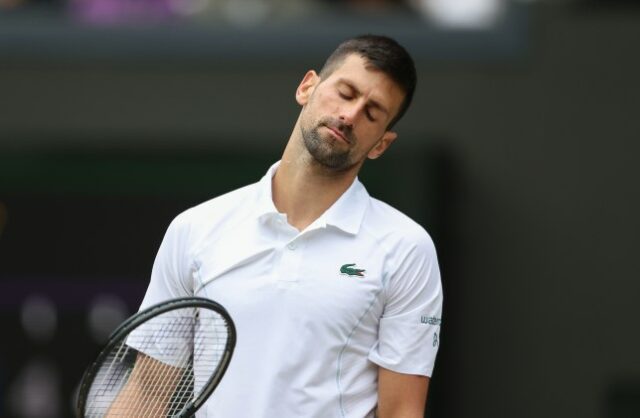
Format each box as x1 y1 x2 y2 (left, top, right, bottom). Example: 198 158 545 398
325 125 350 144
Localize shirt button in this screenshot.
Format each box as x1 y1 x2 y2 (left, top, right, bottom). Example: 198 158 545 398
287 242 297 250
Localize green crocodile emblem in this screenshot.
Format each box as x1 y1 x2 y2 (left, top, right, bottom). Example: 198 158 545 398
340 263 366 277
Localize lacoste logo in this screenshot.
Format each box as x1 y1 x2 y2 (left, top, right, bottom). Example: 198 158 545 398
340 263 365 277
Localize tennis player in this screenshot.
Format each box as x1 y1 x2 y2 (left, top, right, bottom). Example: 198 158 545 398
138 34 443 417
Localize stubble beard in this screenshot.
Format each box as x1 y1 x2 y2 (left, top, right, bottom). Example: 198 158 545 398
300 117 357 172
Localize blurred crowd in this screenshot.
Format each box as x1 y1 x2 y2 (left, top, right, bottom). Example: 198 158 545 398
0 0 508 29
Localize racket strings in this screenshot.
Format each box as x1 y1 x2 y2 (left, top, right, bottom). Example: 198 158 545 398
84 307 229 417
131 345 189 418
130 313 223 417
133 316 196 418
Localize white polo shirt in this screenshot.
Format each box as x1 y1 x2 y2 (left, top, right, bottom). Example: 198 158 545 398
138 161 443 418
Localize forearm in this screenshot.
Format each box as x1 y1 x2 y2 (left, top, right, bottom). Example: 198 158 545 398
377 367 429 418
106 352 181 418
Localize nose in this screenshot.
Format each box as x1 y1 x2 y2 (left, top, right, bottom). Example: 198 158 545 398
338 103 360 127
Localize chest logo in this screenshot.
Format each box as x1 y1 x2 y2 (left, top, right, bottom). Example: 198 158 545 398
340 263 366 277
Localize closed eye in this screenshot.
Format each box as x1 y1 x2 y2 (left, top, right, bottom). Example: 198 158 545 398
365 108 377 122
338 85 378 122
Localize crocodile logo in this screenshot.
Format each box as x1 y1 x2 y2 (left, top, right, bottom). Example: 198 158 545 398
340 263 366 277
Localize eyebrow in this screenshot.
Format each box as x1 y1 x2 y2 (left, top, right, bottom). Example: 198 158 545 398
337 78 390 116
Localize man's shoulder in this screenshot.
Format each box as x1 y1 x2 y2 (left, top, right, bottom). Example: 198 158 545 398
363 196 436 251
170 182 259 235
188 182 257 218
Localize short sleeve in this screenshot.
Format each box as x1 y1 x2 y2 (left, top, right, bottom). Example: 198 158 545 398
125 313 194 367
127 213 196 362
138 212 195 310
368 233 443 377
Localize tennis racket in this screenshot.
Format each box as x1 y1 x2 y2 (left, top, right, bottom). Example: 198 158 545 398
76 297 236 418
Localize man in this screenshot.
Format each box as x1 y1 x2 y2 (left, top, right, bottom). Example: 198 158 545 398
138 35 443 417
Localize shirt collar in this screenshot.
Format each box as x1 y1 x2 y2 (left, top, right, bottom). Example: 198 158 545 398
254 161 281 221
254 160 370 235
321 176 369 235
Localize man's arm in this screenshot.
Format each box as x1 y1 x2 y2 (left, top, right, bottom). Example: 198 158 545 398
105 352 183 418
377 367 429 418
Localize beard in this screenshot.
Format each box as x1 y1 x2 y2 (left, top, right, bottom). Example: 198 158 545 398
301 116 358 171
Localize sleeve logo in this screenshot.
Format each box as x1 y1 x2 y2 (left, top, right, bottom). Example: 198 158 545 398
421 316 442 326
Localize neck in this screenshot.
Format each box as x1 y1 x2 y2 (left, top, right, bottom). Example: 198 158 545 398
272 126 359 231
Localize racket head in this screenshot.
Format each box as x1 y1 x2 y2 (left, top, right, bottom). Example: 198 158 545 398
76 297 236 418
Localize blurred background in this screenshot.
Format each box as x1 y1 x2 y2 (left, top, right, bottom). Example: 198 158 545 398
1 0 640 417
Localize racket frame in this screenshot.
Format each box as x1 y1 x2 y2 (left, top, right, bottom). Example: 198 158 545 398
76 297 236 418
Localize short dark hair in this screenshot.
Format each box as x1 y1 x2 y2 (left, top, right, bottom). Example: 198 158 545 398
318 34 417 129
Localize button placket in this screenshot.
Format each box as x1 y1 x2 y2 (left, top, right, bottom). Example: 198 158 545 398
277 236 304 282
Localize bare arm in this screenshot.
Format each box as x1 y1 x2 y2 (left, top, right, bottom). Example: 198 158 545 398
105 352 183 418
377 367 430 418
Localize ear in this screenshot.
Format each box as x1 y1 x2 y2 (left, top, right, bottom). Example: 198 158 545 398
296 70 320 106
367 131 398 160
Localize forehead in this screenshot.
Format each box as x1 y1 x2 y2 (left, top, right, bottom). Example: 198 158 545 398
322 54 405 114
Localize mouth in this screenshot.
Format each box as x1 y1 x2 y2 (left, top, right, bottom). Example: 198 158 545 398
324 125 350 144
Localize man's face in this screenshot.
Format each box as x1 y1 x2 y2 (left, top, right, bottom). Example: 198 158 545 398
296 54 406 172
